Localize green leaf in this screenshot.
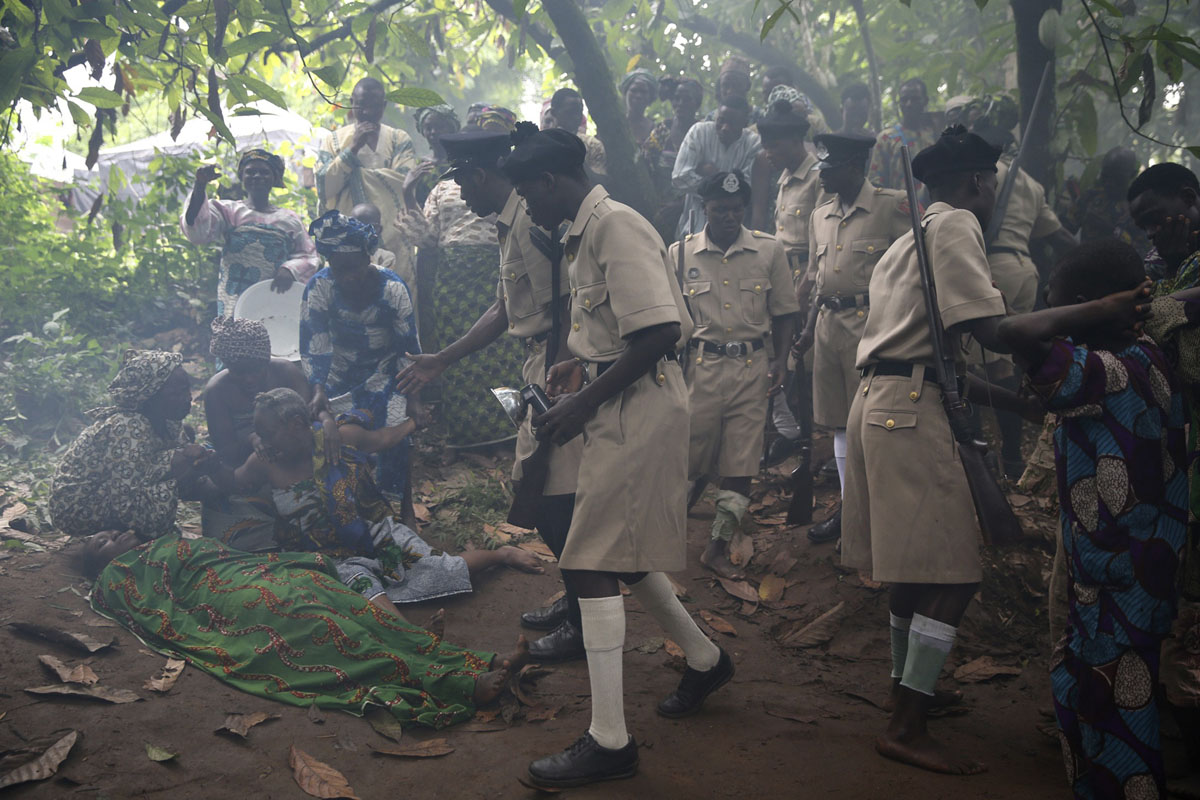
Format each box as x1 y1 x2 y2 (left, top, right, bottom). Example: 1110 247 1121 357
760 2 789 41
66 100 92 128
1155 40 1184 82
74 87 125 109
1187 147 1200 161
224 30 278 57
974 0 988 8
1076 93 1097 156
2 0 34 24
513 0 529 18
309 64 343 89
145 744 177 762
385 87 445 107
1086 0 1124 16
233 75 287 109
195 105 235 144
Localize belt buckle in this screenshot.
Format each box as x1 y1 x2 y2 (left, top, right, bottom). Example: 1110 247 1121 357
723 342 745 358
826 296 842 311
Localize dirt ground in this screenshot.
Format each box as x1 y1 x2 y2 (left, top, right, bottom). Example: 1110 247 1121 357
0 454 1191 799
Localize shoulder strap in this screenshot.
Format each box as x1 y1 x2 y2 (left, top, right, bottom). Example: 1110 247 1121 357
546 244 563 369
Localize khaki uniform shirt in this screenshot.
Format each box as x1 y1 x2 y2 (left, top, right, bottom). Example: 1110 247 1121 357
558 185 691 573
565 186 693 362
669 226 799 344
992 159 1064 256
496 190 580 496
773 153 827 284
856 202 1006 369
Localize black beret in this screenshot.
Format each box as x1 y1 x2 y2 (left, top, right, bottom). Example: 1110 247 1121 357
500 122 587 183
910 124 1001 185
756 98 810 140
437 129 512 180
699 170 751 203
813 132 875 170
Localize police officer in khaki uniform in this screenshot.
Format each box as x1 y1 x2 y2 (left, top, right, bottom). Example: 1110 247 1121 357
671 170 797 579
842 126 1009 776
395 130 585 662
502 123 732 789
759 98 829 463
793 133 911 544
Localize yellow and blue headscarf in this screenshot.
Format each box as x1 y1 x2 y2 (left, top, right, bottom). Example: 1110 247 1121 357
237 148 286 188
308 210 379 257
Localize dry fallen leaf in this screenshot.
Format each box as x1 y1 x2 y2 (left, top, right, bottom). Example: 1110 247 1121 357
523 703 563 723
769 549 798 577
482 523 511 543
664 639 685 659
38 655 98 686
758 574 786 603
783 601 845 648
632 636 664 655
412 502 431 523
289 745 360 799
145 743 177 762
953 655 1022 683
144 659 185 693
716 577 759 603
8 623 114 654
541 589 566 606
699 610 737 637
729 530 753 567
307 703 326 724
0 729 76 789
217 712 280 739
25 684 141 703
763 705 817 724
370 739 454 758
516 541 556 562
366 712 404 744
666 574 688 598
496 523 532 537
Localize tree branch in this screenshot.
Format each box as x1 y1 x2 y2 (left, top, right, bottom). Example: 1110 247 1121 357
670 12 838 122
849 0 882 132
480 0 564 61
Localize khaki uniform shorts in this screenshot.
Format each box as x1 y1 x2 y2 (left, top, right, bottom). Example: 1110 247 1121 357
841 368 982 584
511 344 583 496
560 363 689 573
686 350 769 480
812 308 867 428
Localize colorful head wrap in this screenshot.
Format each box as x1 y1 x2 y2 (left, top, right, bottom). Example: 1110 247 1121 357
210 317 271 364
414 104 460 134
476 105 517 133
767 84 802 106
107 349 184 410
308 210 379 256
620 68 657 95
465 102 488 128
237 148 285 188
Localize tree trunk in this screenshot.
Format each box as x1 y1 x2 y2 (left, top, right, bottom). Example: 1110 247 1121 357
1009 0 1059 189
540 0 659 216
849 0 882 132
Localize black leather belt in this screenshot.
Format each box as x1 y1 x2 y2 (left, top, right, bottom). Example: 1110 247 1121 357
593 350 679 379
688 339 765 357
817 294 868 311
868 361 939 383
986 245 1026 258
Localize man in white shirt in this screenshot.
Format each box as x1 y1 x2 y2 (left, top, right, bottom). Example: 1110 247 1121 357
671 95 761 239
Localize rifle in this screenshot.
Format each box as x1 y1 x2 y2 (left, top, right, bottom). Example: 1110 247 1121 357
784 356 814 525
506 246 564 529
899 144 1022 546
982 63 1052 248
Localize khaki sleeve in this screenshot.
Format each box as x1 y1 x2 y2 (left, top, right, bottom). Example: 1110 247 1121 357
767 240 801 316
598 211 681 338
928 209 1005 330
805 208 819 282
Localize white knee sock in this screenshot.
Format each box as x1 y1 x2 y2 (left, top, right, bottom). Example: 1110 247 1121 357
628 572 720 671
578 595 629 750
833 429 847 493
900 613 957 696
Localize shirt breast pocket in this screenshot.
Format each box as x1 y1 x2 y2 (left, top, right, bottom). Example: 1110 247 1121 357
852 238 890 287
739 278 768 326
501 265 540 320
683 280 713 326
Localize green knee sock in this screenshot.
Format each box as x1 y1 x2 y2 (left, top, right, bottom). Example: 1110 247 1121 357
711 489 749 542
900 613 956 696
889 613 911 680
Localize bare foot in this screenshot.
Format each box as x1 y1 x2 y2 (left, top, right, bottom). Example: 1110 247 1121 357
473 662 509 705
491 634 531 674
875 730 987 775
500 546 545 574
700 539 744 580
425 608 445 639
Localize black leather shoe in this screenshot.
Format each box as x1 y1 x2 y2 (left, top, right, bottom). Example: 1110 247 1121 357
528 619 585 663
657 647 734 718
761 436 798 468
521 595 568 631
527 732 639 788
807 507 841 544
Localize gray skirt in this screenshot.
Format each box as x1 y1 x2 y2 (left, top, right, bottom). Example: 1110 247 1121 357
334 517 473 604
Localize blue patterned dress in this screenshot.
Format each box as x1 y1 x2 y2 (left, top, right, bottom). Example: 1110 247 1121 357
1029 337 1188 799
300 266 420 493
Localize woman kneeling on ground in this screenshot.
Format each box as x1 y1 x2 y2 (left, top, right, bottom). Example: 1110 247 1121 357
210 387 543 617
85 531 528 724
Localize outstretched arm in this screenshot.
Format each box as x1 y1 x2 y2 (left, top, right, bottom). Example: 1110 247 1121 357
336 421 417 455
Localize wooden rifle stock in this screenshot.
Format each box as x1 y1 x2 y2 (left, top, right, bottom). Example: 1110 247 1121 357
785 367 814 525
899 145 1022 546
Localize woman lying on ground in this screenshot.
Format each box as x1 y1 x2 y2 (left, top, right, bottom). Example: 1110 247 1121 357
50 349 215 539
84 531 528 726
210 387 544 617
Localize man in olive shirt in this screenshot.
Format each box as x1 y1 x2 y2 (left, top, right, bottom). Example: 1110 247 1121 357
759 98 827 464
394 130 585 663
504 123 733 789
793 134 911 544
842 126 1010 776
672 170 796 578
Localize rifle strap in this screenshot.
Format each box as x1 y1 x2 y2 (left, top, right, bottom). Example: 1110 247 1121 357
546 242 563 370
